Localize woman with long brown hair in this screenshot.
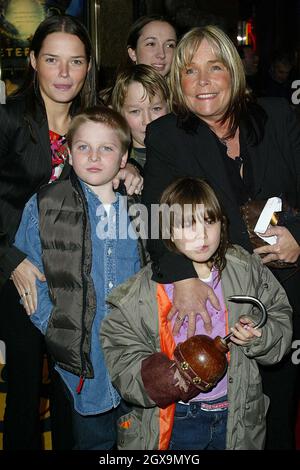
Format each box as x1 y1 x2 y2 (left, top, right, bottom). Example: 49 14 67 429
0 13 142 449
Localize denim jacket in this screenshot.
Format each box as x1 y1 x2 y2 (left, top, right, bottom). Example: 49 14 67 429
14 181 141 415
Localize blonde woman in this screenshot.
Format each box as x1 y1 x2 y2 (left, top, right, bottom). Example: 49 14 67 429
143 25 300 449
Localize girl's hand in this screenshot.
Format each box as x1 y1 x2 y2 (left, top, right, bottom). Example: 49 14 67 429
254 226 300 264
168 278 221 338
11 259 46 315
112 163 143 195
230 315 262 346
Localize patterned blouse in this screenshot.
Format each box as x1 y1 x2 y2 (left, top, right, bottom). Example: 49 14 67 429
49 130 69 182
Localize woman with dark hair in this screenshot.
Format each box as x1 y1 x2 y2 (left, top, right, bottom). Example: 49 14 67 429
99 15 176 110
0 13 142 450
126 15 177 77
143 25 300 449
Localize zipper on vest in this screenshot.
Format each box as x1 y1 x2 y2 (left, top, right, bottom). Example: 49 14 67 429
76 373 86 394
78 185 90 395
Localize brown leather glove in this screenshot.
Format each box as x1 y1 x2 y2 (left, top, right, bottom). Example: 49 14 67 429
141 352 200 409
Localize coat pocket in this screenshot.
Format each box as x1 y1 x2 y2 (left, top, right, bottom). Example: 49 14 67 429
117 410 143 450
244 382 268 427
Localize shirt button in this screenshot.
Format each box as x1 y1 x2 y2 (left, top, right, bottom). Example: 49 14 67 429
107 248 112 255
108 281 114 289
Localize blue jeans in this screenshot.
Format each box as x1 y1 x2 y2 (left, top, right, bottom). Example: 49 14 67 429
62 377 123 450
169 396 228 450
71 405 119 450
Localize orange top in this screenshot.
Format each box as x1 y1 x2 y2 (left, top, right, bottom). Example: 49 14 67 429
156 284 176 450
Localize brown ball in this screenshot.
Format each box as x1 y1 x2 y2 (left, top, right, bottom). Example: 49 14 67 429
174 335 228 391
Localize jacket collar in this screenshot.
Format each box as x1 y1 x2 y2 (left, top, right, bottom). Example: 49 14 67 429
177 112 238 207
20 94 52 171
177 109 270 204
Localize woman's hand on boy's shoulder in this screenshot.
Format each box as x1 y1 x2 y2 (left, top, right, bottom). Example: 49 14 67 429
112 163 143 195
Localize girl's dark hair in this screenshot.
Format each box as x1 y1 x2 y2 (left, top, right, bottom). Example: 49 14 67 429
14 14 97 119
127 14 176 49
126 14 177 65
159 177 229 274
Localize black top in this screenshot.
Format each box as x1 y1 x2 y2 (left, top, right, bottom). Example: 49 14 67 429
216 132 253 205
0 94 71 286
143 98 300 284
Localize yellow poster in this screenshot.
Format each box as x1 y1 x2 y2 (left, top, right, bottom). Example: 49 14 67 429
0 0 85 94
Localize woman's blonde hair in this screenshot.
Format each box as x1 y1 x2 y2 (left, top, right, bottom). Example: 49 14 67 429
169 25 248 138
111 64 170 113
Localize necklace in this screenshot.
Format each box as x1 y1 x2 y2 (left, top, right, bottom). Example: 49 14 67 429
218 137 228 147
216 134 243 168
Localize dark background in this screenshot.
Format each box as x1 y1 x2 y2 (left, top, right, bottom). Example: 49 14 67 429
132 0 300 81
1 0 300 91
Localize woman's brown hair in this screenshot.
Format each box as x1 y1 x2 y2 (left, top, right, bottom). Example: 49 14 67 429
159 177 229 274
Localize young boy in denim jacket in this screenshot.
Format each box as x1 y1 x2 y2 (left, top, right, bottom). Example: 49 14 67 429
14 106 146 450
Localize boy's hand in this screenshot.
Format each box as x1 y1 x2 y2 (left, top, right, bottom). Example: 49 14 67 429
229 315 262 346
11 259 46 315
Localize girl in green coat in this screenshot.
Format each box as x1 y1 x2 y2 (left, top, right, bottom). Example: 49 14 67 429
101 177 292 450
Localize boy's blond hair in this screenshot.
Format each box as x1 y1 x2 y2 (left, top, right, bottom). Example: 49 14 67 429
111 64 170 113
67 106 131 154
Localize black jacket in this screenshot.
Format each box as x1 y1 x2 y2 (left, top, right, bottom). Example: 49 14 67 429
0 94 70 286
